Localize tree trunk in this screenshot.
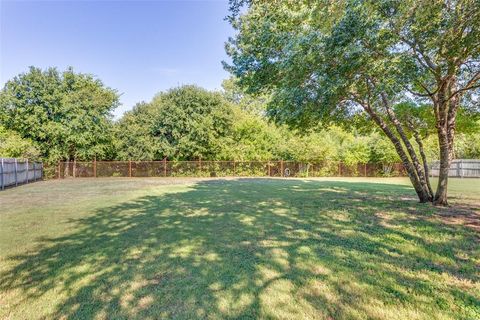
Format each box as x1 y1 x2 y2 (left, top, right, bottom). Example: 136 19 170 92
364 106 431 202
64 159 69 178
382 95 432 201
434 127 450 205
408 122 434 198
433 79 459 206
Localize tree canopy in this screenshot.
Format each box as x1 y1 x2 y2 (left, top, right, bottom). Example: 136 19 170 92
0 67 119 163
225 0 480 204
115 85 234 160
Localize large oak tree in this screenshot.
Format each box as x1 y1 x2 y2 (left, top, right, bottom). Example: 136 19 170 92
225 0 480 205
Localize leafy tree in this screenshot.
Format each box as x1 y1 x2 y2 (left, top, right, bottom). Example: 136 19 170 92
454 120 480 159
115 85 234 160
222 77 270 114
226 0 480 205
0 126 40 159
288 130 338 163
221 78 292 160
0 66 119 163
219 107 287 160
369 132 401 163
222 77 379 164
114 102 162 160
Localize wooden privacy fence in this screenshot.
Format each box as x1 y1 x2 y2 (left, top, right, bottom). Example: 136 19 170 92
57 160 406 179
0 158 43 190
430 159 480 178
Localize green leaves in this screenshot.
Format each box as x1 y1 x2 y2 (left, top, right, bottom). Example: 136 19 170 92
115 86 234 161
226 0 480 124
0 126 40 159
0 67 119 163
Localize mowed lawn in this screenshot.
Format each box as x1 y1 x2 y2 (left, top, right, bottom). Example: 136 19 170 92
0 178 479 320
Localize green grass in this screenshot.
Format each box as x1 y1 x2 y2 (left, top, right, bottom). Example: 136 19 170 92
0 177 479 320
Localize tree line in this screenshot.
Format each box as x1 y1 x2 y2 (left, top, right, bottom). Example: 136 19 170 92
2 67 478 169
0 64 478 180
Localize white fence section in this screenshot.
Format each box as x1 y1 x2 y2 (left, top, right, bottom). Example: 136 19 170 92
430 159 480 178
0 158 43 190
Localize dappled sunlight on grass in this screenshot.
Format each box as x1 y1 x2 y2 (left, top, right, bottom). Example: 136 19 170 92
0 178 479 319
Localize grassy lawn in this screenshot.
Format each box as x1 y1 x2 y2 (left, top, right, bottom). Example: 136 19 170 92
0 177 479 319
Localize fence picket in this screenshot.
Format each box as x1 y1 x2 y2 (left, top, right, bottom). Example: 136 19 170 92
0 158 43 190
430 159 480 178
1 158 3 190
14 159 18 186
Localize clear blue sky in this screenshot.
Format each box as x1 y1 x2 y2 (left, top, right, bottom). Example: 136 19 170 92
0 0 233 117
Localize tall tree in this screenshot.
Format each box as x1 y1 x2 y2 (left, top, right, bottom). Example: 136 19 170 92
0 67 119 163
226 0 480 205
115 85 234 160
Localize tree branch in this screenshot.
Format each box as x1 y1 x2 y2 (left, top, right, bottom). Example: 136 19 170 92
401 36 440 79
406 119 434 197
380 92 432 200
446 70 480 100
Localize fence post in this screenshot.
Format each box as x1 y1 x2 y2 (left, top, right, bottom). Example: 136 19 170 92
268 162 271 176
57 162 61 179
73 159 76 178
26 159 29 184
459 160 463 178
281 160 284 177
0 158 4 190
129 160 132 178
233 160 236 176
163 158 167 177
14 158 18 186
93 158 97 178
33 162 36 181
338 162 341 176
364 163 367 177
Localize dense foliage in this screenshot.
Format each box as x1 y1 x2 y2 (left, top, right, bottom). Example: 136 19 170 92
115 86 234 160
113 82 403 163
113 81 479 164
0 68 479 171
0 67 118 163
0 126 40 159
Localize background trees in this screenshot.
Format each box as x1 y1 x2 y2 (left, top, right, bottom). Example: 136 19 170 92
114 102 161 161
0 67 118 163
0 67 479 180
112 82 405 164
114 85 234 160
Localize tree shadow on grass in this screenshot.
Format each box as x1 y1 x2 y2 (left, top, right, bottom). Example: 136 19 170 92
1 179 479 319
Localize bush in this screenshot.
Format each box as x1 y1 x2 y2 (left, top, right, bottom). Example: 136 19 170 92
0 126 40 159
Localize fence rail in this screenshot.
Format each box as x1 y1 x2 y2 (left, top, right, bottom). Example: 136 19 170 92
430 159 480 178
1 158 43 190
57 160 406 179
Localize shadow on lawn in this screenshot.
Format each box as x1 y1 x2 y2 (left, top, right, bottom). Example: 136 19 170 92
1 179 479 319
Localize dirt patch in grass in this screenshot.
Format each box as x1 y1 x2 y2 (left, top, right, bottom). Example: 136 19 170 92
433 203 480 233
